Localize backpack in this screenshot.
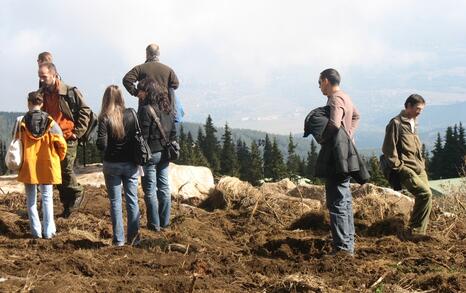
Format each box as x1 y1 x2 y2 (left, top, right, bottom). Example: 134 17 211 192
380 117 403 190
64 86 98 144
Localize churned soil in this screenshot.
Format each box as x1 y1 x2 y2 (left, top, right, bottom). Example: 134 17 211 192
0 184 465 292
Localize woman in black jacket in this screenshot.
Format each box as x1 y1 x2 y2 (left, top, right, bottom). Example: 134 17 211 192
138 78 176 231
96 85 140 246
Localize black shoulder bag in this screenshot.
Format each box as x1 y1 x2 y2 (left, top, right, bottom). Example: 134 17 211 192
147 106 180 161
129 108 151 165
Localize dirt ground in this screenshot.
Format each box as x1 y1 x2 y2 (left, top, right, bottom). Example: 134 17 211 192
0 182 465 292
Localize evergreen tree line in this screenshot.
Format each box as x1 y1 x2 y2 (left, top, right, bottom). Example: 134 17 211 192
3 115 463 184
0 139 7 175
429 122 466 179
176 115 320 186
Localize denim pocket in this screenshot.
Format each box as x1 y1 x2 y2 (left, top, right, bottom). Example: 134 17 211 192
103 161 123 175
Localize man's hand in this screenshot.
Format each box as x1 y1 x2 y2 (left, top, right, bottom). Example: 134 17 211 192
70 133 78 141
137 90 147 100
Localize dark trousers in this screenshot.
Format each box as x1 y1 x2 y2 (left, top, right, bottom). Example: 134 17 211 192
58 140 83 210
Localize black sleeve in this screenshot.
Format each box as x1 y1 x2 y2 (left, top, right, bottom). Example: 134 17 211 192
96 118 108 151
139 107 152 141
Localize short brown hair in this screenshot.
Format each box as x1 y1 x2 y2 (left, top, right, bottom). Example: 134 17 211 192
28 91 44 106
39 62 58 75
404 94 425 108
37 52 53 64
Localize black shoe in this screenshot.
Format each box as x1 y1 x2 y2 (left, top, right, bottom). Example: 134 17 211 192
60 208 71 218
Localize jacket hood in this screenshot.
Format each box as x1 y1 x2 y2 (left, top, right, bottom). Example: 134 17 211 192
22 111 53 140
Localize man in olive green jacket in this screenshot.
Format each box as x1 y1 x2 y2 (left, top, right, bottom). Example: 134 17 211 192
382 94 431 235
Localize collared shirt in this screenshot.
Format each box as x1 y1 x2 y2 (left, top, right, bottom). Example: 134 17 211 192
409 118 415 133
42 79 75 139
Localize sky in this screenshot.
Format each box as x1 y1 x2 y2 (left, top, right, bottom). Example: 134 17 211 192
1 0 466 134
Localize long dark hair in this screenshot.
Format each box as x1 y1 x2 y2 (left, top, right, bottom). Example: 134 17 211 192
138 78 171 114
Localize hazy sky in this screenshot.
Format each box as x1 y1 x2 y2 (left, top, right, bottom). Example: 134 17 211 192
1 0 465 133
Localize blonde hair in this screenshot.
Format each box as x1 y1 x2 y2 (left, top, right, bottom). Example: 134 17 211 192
99 85 126 140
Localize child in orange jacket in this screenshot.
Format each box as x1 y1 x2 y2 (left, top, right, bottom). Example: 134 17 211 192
17 91 67 239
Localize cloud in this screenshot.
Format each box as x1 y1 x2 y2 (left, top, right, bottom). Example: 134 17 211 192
1 0 466 135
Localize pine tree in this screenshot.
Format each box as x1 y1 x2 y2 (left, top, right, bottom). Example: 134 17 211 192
459 122 466 173
189 132 209 167
248 141 264 185
263 134 273 179
177 125 189 165
184 132 195 165
0 139 6 175
220 123 238 176
201 115 220 173
368 155 389 187
443 126 458 178
270 138 287 181
197 127 205 152
306 139 318 180
298 158 307 177
459 122 466 150
236 139 251 181
286 133 301 177
430 133 443 179
77 141 102 166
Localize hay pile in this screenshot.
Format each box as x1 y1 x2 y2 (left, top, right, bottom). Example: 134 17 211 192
201 178 416 231
201 177 322 227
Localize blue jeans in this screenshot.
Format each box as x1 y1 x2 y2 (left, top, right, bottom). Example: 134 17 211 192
141 151 171 231
25 184 56 239
325 176 355 254
103 161 140 245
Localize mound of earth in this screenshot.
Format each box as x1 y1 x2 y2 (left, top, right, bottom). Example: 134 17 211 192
0 173 465 292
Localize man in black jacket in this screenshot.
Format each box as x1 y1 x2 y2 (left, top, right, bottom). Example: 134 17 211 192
122 43 179 110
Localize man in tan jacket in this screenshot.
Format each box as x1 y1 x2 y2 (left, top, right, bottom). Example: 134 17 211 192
382 94 432 235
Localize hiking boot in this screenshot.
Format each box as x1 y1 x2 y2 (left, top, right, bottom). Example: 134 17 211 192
60 208 71 218
398 228 430 242
71 192 86 210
